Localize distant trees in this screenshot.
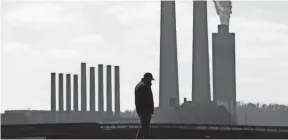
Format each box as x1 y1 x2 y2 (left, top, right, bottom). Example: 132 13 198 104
237 101 288 111
122 102 288 126
236 101 288 126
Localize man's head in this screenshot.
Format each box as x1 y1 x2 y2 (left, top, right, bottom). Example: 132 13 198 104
143 72 154 83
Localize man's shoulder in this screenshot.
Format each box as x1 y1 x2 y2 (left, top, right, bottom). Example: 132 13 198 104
136 81 144 87
139 82 151 88
135 81 144 91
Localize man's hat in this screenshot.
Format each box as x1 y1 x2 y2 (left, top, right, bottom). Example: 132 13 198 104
144 72 154 80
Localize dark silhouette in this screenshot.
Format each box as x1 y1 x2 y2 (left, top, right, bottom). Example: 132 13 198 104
81 63 87 111
98 64 104 114
106 65 113 116
59 73 64 112
114 66 121 117
90 67 96 111
134 73 155 139
66 74 72 112
51 73 56 111
73 74 79 111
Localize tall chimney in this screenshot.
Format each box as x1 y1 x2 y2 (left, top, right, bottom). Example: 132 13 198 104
98 64 104 114
192 0 211 103
51 73 56 111
73 74 79 111
66 74 71 111
59 73 64 111
114 66 120 117
212 24 236 122
106 65 112 115
159 0 180 109
90 67 96 111
81 63 87 111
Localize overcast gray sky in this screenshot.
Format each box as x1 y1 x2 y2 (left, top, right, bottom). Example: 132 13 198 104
1 0 288 113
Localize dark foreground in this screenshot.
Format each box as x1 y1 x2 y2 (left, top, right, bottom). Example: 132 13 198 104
2 123 288 139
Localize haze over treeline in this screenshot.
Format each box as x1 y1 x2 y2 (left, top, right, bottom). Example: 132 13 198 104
121 102 288 126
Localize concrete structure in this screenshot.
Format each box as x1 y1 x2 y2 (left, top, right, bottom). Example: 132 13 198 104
114 66 120 117
98 64 104 114
192 0 211 103
90 67 96 111
212 25 236 121
49 63 120 114
59 73 64 111
73 75 78 111
66 74 71 111
51 73 56 111
81 63 87 111
159 0 180 109
106 65 113 115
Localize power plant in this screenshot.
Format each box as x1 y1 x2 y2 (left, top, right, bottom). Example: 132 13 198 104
156 0 236 123
2 0 237 124
158 0 235 107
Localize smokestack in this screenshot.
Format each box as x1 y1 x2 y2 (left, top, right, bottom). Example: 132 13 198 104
90 67 96 111
81 63 87 111
98 64 104 114
192 0 211 103
218 24 229 33
51 73 56 111
212 24 236 122
159 0 180 109
73 75 78 111
66 74 71 111
114 66 120 117
106 65 112 115
169 98 176 107
59 73 64 111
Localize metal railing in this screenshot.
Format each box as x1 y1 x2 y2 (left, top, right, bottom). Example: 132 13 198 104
2 123 288 139
100 123 288 133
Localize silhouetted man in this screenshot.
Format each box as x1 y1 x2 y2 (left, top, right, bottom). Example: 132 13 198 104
135 72 155 139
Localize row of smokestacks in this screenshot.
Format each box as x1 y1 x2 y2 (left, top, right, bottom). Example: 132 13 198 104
50 63 120 117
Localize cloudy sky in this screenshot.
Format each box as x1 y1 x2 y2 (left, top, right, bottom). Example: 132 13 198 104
1 0 288 113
